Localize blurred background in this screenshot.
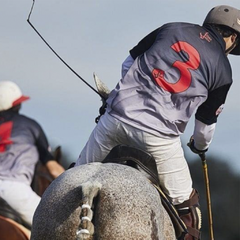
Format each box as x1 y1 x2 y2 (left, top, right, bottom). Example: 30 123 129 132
0 1 239 239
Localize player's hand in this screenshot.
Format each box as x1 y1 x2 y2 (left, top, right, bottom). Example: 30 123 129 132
187 136 208 154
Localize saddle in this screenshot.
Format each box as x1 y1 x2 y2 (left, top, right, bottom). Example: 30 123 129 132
103 144 188 239
0 197 31 230
0 215 30 240
103 144 159 186
0 197 31 239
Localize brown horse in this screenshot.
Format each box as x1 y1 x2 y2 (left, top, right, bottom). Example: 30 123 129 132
0 146 63 240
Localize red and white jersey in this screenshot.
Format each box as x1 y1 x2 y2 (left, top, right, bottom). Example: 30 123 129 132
107 22 232 142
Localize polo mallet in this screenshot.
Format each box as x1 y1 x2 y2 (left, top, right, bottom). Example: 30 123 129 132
199 153 214 240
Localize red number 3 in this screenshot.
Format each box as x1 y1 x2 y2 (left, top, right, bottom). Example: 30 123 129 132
152 41 200 93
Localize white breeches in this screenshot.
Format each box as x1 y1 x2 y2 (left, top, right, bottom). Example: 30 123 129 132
0 179 40 226
76 112 193 205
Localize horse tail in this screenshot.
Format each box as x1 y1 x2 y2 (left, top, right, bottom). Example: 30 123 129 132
76 181 102 240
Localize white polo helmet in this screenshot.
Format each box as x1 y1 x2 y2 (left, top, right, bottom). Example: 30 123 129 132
0 81 30 111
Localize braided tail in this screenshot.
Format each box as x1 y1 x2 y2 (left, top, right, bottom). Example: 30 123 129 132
76 181 102 240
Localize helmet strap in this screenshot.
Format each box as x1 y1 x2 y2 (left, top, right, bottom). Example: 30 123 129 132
225 34 239 55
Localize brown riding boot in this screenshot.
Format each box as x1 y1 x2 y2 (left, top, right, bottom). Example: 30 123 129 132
175 189 201 240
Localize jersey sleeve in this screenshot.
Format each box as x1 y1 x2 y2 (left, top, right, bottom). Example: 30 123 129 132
195 83 232 125
193 119 216 150
35 125 54 164
121 55 135 78
129 27 160 59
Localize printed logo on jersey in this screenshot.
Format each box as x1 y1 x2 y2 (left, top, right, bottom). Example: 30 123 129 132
152 41 200 93
216 104 224 116
200 32 212 42
0 121 13 153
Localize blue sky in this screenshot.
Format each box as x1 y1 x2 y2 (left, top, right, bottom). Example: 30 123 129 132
0 0 239 173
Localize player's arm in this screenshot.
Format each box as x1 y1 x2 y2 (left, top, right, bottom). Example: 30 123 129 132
122 27 161 78
36 125 65 178
189 83 231 154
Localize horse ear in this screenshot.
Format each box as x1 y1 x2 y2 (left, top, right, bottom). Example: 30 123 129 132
93 72 110 100
53 146 62 163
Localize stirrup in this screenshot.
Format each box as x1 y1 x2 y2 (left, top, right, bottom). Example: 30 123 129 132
175 189 201 240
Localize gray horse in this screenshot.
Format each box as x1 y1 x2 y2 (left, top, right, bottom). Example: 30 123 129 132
30 162 175 240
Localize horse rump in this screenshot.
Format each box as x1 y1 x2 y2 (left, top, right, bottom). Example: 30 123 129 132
31 162 175 240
